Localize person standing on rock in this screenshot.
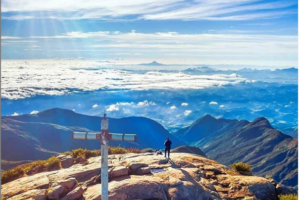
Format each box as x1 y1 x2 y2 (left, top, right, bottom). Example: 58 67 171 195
164 138 172 158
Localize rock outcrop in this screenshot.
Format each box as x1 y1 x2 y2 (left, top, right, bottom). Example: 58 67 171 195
1 152 295 200
58 155 74 169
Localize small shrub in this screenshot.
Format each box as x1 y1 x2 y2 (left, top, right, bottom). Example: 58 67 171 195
230 162 252 173
279 194 298 200
22 160 45 174
45 156 61 170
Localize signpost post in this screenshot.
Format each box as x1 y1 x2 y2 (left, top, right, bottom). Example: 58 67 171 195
72 113 137 200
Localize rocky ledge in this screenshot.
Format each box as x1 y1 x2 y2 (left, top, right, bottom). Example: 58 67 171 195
1 152 296 200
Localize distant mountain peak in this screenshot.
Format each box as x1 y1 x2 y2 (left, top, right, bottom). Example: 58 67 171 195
140 61 164 66
193 114 217 125
202 114 215 120
249 117 272 128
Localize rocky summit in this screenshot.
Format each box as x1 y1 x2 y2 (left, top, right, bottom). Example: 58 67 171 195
1 152 295 200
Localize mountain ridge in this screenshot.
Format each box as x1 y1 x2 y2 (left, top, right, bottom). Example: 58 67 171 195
174 114 297 188
1 108 185 167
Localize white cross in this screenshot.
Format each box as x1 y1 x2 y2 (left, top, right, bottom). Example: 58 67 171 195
72 114 137 200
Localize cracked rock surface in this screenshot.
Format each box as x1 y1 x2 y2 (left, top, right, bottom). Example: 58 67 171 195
1 153 286 200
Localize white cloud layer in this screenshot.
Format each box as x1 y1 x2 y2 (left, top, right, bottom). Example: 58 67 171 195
1 0 297 21
209 101 219 105
181 103 188 106
30 110 39 114
1 60 248 100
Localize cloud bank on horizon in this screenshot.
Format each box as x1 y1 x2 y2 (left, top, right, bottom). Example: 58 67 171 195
1 0 298 67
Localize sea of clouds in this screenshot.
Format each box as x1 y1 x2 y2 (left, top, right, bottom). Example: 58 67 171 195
1 60 248 100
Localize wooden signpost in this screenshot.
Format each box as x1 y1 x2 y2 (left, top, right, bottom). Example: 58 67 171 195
72 113 137 200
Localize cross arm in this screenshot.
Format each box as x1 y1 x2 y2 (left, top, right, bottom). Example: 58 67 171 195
72 132 137 142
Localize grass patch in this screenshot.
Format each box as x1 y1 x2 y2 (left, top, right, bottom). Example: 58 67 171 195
279 194 298 200
230 162 252 173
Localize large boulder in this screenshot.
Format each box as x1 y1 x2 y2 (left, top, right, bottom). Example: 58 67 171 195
127 162 150 175
47 185 65 199
136 166 151 175
61 187 84 200
109 166 128 179
128 162 148 172
57 178 78 192
59 155 74 169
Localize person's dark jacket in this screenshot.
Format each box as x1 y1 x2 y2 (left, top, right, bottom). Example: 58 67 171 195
164 140 172 149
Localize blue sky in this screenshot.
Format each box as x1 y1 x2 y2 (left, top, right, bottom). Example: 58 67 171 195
1 0 298 67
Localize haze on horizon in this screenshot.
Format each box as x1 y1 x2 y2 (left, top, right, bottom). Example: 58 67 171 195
1 0 298 68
